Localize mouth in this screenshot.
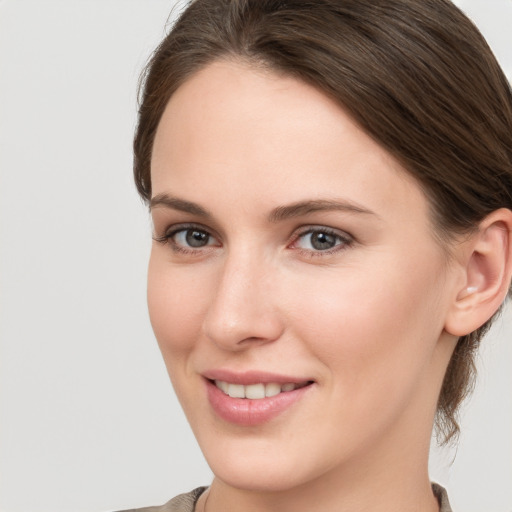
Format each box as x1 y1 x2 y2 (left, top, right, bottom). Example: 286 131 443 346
203 372 315 426
212 380 311 399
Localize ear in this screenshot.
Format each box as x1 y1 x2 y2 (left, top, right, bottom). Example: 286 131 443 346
445 208 512 337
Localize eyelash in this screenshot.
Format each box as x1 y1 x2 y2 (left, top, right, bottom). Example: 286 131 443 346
290 226 354 258
153 224 354 257
153 223 219 255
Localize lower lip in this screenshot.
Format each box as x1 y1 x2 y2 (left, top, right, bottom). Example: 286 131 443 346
205 380 313 426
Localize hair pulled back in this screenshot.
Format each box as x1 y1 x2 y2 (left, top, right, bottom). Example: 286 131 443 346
134 0 512 443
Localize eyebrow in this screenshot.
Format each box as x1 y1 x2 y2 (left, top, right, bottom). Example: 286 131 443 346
149 193 377 221
150 193 212 217
268 199 378 222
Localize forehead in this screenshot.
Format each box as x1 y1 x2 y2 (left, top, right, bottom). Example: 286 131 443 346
151 59 430 229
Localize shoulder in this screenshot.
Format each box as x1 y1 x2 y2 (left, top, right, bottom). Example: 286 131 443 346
115 487 208 512
432 483 454 512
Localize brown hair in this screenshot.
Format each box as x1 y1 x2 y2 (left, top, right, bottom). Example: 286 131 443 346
134 0 512 443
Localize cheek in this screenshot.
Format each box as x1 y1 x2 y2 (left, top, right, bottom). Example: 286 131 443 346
147 253 209 358
287 253 447 395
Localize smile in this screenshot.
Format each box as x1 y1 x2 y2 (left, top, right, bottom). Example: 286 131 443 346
214 380 310 399
205 376 314 426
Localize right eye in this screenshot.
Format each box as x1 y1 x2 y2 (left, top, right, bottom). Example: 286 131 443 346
153 224 221 254
173 228 216 248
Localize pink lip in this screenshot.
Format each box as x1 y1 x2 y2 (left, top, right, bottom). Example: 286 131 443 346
203 369 311 385
203 370 314 426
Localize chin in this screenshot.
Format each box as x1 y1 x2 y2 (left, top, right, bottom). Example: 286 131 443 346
196 432 337 493
210 458 314 493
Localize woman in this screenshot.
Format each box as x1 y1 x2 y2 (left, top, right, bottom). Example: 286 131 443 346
124 0 512 510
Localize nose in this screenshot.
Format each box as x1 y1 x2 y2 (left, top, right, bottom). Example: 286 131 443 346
202 250 285 351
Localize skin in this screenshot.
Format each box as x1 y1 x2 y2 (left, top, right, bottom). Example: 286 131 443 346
148 59 467 512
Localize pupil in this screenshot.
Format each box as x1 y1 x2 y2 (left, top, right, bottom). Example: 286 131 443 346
311 232 335 250
186 230 208 247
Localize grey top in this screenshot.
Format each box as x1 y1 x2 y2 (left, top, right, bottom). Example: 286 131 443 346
116 487 207 512
117 483 453 512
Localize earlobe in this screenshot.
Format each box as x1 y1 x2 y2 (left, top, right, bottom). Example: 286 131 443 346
445 208 512 337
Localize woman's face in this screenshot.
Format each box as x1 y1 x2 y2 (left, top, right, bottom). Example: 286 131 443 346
148 60 460 491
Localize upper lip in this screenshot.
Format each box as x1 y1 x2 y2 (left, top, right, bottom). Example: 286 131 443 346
202 369 314 385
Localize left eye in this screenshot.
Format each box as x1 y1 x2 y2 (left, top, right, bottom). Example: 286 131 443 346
294 229 349 251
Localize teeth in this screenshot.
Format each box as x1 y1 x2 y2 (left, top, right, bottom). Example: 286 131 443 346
227 383 245 398
265 382 281 397
215 380 229 394
245 383 265 399
214 380 306 399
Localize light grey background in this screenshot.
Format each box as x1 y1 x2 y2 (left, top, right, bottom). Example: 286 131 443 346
0 1 511 511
